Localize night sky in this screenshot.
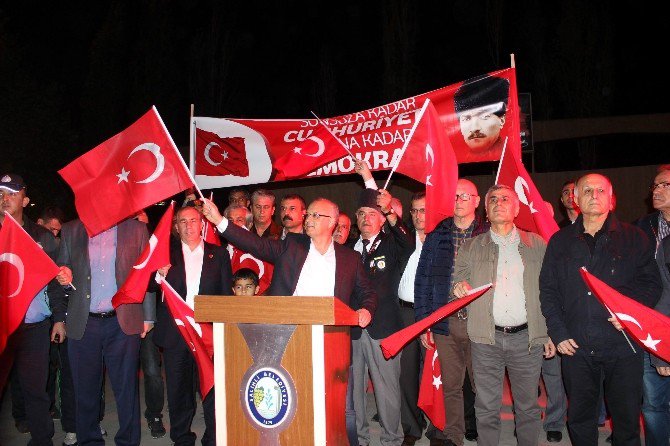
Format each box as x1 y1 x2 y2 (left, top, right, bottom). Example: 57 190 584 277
1 1 668 219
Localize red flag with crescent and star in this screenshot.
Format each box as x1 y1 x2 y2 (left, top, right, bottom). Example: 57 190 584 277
229 246 273 295
418 334 445 431
58 107 194 237
160 278 215 397
195 128 249 177
272 123 350 181
111 202 175 309
0 212 60 354
495 142 558 242
581 267 670 363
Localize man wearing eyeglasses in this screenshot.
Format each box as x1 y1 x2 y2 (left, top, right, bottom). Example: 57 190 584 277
635 165 670 446
414 179 488 446
541 173 661 446
453 184 554 446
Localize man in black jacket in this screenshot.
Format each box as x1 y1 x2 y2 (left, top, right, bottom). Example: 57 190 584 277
540 173 662 446
1 173 66 446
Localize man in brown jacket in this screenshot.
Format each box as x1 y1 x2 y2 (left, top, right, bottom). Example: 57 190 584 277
453 184 555 446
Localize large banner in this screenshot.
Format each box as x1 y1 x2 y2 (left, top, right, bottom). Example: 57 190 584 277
191 68 520 190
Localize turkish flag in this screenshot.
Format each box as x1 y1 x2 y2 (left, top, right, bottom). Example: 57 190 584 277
395 100 458 234
195 128 249 177
230 246 274 295
272 123 350 181
111 202 174 308
495 143 558 242
160 279 215 397
581 268 670 363
202 219 221 246
0 213 59 354
58 107 194 237
418 334 446 431
380 284 491 359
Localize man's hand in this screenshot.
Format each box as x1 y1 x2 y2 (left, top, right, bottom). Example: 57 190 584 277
354 159 373 182
377 189 392 213
656 366 670 377
56 266 73 286
357 309 372 328
201 198 224 226
51 322 66 343
453 281 472 298
556 338 579 356
420 331 434 350
141 322 154 339
544 338 556 358
608 316 624 331
157 265 171 277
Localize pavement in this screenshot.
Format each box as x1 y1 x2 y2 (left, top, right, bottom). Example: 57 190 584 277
1 370 623 445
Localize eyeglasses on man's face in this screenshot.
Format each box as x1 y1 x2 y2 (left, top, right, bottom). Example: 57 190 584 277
409 208 426 215
456 193 477 202
651 182 670 192
305 212 332 220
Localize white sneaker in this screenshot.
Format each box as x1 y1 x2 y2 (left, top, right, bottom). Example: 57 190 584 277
62 432 77 446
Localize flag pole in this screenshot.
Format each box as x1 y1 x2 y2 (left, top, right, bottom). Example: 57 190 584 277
189 104 196 176
510 53 516 68
152 106 205 201
382 99 431 191
309 111 355 159
202 191 214 240
494 137 509 185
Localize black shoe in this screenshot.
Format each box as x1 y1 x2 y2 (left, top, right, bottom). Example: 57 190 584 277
429 439 446 446
148 417 166 439
464 428 478 441
15 419 29 434
402 435 420 446
606 434 613 443
547 431 562 442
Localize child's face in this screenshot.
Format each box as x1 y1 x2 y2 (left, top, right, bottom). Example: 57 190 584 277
233 278 259 296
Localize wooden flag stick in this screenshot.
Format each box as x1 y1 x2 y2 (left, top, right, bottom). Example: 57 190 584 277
510 53 516 68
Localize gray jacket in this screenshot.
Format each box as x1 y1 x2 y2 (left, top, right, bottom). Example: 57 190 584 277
453 228 548 347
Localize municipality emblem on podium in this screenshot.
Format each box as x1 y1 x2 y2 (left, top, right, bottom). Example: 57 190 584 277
245 368 291 428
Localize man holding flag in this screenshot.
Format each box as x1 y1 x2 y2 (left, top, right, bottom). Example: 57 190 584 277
1 173 66 446
540 173 661 445
153 205 232 446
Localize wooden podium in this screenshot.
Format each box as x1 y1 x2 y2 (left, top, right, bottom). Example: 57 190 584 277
195 296 359 446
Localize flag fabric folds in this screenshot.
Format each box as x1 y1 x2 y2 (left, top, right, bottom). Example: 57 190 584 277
160 278 215 397
495 143 559 242
111 202 175 309
59 107 194 237
229 246 274 295
418 334 446 431
380 284 491 359
0 213 60 354
580 268 670 364
195 128 249 177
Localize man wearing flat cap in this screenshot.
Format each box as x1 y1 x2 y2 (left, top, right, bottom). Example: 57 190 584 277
349 187 415 446
1 173 66 446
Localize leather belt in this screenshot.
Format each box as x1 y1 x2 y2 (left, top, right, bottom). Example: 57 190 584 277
398 299 414 309
89 310 116 319
494 323 528 334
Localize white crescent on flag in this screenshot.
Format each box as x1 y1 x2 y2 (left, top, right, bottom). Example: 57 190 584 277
239 253 265 278
0 252 25 298
299 136 326 157
127 143 165 184
133 234 158 270
204 142 221 166
514 176 538 213
615 312 643 330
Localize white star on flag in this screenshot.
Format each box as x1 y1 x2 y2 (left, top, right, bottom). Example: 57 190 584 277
426 175 433 186
641 333 661 351
223 151 229 160
116 167 130 183
432 374 442 390
293 147 302 154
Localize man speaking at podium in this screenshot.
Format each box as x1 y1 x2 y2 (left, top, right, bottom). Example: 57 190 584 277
201 196 377 326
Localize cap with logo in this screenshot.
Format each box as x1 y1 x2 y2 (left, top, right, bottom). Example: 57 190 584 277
0 174 27 193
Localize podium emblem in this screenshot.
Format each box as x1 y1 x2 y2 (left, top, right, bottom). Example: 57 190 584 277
245 368 291 427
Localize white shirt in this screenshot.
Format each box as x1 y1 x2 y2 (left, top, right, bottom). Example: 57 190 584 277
490 227 527 326
398 233 423 303
293 241 336 297
353 232 380 256
182 240 204 310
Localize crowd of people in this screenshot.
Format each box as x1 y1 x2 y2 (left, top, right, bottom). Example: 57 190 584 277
1 162 669 446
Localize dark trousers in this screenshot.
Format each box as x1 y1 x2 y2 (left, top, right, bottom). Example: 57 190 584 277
399 306 426 438
140 330 164 420
562 349 644 446
69 316 140 446
163 339 215 446
11 319 54 446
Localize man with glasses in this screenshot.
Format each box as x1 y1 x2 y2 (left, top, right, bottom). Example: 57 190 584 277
541 173 661 445
415 179 488 446
453 184 554 446
636 165 670 446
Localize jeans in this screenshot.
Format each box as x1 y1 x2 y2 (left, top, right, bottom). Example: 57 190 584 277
642 352 670 446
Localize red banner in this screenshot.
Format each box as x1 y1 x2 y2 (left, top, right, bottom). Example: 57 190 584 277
192 68 521 189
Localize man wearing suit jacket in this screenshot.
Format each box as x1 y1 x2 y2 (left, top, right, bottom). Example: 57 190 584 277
350 188 415 446
154 205 232 446
56 217 156 446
